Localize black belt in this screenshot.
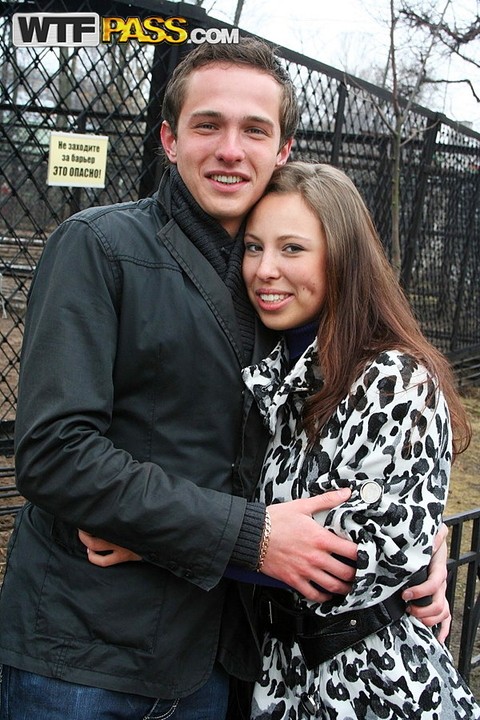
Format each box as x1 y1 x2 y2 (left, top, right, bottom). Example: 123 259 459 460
258 587 407 669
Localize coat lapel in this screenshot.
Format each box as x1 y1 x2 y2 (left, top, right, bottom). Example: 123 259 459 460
159 220 246 367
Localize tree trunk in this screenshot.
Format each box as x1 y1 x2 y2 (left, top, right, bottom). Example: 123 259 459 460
234 0 245 26
390 117 402 280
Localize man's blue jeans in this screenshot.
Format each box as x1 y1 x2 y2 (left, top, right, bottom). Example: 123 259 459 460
0 664 229 719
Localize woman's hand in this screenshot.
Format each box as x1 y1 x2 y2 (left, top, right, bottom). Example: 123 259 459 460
78 530 141 567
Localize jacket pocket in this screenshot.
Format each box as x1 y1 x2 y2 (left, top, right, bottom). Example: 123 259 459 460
34 538 167 653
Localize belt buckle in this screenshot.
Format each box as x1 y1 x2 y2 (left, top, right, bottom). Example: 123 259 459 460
300 692 318 716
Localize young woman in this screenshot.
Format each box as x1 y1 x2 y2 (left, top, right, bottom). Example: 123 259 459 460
79 161 466 717
241 161 477 719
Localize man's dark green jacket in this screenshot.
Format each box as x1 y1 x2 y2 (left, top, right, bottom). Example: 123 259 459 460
0 174 272 698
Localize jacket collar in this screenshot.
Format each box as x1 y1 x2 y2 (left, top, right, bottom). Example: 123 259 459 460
242 339 322 434
155 172 271 368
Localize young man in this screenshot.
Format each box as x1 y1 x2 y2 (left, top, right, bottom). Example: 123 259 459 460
0 39 448 720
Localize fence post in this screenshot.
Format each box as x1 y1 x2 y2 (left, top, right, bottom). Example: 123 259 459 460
331 82 347 167
401 117 440 292
0 273 6 319
457 516 480 681
450 169 480 352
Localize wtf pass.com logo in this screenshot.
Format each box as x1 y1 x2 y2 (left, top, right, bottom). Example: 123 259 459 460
12 13 240 47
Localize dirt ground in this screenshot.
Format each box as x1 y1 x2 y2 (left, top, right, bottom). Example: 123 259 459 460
443 386 480 698
446 386 480 516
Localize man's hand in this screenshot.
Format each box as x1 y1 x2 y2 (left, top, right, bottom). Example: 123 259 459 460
78 530 141 567
78 493 449 634
402 522 451 642
262 488 357 602
79 489 356 599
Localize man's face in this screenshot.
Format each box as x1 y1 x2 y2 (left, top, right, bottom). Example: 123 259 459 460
161 63 292 237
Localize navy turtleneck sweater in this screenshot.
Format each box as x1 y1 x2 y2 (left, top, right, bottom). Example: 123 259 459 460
285 320 318 367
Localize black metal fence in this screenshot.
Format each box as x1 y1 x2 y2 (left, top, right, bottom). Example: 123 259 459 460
446 508 480 682
1 0 480 426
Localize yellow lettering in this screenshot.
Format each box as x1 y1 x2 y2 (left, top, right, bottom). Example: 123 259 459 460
102 15 188 44
143 17 167 43
102 17 123 43
118 18 149 43
164 17 188 44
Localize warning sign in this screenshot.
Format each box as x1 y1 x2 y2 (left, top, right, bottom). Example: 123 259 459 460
47 131 109 188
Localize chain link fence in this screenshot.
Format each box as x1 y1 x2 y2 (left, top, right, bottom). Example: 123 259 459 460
284 49 480 363
1 0 480 435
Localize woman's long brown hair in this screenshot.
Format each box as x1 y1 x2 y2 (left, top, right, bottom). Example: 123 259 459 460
265 162 471 458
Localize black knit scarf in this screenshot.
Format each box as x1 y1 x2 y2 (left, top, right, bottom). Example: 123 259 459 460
169 167 255 363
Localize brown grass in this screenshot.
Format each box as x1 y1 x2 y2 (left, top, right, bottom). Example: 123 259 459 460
442 386 480 699
447 386 480 516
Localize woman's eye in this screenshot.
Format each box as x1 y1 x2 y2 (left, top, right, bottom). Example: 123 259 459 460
244 243 262 253
284 244 304 254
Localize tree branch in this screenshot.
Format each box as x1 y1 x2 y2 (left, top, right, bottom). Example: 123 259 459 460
427 77 480 103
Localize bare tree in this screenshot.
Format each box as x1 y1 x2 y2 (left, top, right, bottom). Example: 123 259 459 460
191 0 246 25
400 2 480 102
350 0 452 278
233 0 245 26
340 0 478 279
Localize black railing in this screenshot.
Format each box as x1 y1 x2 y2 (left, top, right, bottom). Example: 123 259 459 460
448 346 480 389
445 509 480 682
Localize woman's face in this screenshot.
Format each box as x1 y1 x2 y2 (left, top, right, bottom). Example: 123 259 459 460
242 191 327 331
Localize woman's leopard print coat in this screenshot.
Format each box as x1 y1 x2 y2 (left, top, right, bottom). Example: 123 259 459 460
243 340 480 720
